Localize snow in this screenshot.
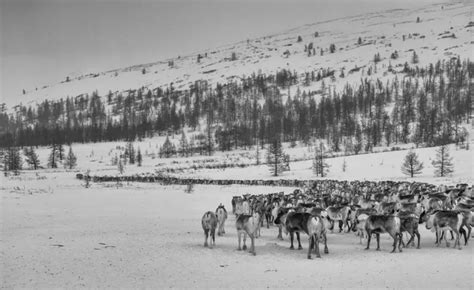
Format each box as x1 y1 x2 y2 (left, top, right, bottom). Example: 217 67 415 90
1 125 472 287
188 143 473 185
6 1 473 110
2 1 474 287
2 173 473 288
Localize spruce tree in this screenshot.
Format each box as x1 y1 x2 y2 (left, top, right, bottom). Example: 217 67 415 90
118 158 125 174
5 147 22 173
412 51 419 64
58 144 65 161
313 143 329 177
24 147 40 170
48 144 58 168
64 146 77 169
127 141 135 164
179 131 189 157
401 150 424 177
266 138 285 176
160 136 176 158
432 145 454 177
136 147 142 167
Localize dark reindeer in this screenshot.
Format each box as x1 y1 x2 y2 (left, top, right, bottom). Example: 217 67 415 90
201 211 218 248
365 215 402 253
276 211 329 259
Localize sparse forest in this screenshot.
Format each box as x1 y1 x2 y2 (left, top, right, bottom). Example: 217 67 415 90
0 58 471 160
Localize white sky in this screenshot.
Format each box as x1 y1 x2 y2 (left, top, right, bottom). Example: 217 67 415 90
0 0 448 105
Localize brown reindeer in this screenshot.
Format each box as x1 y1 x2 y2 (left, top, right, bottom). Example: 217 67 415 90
274 207 294 240
419 210 463 249
397 211 421 249
235 211 261 255
279 212 329 259
215 204 228 236
350 208 377 244
365 215 402 253
201 211 218 248
325 205 351 232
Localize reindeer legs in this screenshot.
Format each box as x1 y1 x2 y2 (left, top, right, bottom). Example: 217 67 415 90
289 232 295 249
237 231 242 250
314 234 321 258
365 229 372 250
249 234 256 255
242 233 247 250
296 232 303 250
307 236 313 259
204 229 209 247
277 225 283 240
376 233 381 251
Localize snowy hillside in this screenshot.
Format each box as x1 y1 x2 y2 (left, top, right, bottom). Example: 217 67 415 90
7 1 473 109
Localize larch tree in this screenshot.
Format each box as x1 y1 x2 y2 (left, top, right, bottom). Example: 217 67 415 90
48 144 58 168
136 147 142 167
64 146 77 169
401 150 424 177
23 147 40 170
313 142 330 177
432 145 454 177
266 138 286 177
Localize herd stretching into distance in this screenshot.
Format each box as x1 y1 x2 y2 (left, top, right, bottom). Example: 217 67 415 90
201 180 473 258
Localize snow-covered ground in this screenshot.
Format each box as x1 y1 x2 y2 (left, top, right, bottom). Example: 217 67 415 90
7 1 473 110
189 143 473 185
1 173 472 288
24 128 473 186
1 127 472 288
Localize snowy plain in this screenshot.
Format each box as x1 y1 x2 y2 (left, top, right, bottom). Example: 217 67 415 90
2 174 473 289
2 0 474 288
1 128 473 288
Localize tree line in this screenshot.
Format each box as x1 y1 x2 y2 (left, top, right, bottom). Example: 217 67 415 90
0 57 471 158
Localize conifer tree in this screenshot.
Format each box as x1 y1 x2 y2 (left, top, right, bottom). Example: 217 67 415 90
432 145 454 177
179 131 189 157
136 147 142 167
118 158 125 174
57 144 65 161
401 150 424 177
160 136 176 158
5 147 22 173
48 144 58 168
266 138 285 176
127 141 135 164
23 147 40 170
313 142 329 177
64 146 77 169
412 50 419 64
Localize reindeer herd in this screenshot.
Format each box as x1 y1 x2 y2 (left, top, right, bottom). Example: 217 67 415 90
201 180 473 259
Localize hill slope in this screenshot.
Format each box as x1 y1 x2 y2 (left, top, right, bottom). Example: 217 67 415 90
7 1 473 109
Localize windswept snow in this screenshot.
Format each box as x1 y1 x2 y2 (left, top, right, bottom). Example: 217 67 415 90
7 1 473 109
1 175 473 288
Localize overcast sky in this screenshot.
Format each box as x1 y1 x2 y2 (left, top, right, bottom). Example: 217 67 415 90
0 0 446 105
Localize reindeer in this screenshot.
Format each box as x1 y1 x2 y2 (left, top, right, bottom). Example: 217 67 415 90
325 205 351 232
350 208 377 244
419 210 463 249
375 202 398 215
278 212 329 259
215 204 228 236
397 211 421 249
274 207 294 240
201 211 218 248
235 211 262 255
364 215 402 253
